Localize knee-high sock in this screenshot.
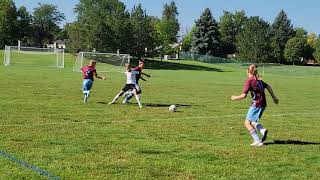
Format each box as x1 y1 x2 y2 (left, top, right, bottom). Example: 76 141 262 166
249 129 260 142
135 95 142 107
111 94 121 103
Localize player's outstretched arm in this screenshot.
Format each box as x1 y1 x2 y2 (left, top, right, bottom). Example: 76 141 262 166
231 93 247 101
266 85 279 104
142 72 151 77
94 72 106 80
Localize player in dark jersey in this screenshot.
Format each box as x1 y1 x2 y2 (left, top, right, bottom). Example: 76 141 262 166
81 60 106 103
109 64 143 108
231 64 279 147
122 59 151 103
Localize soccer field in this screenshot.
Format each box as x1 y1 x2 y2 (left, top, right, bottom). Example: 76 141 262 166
0 51 320 179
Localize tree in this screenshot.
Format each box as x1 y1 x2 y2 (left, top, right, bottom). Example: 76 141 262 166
313 38 320 63
181 26 195 52
270 10 294 63
192 8 221 56
219 10 247 56
284 37 304 63
16 6 32 45
236 16 272 63
157 1 180 54
32 3 65 47
130 4 153 58
72 0 131 53
0 0 18 47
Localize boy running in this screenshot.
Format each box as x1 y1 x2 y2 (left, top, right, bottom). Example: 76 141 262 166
231 64 279 147
81 60 106 103
109 64 143 108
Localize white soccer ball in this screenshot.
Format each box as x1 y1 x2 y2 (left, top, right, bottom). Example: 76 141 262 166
169 105 177 112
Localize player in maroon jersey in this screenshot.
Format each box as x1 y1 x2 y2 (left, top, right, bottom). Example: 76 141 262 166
81 60 106 103
231 64 279 147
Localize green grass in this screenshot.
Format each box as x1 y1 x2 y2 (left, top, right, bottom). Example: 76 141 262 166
0 50 320 179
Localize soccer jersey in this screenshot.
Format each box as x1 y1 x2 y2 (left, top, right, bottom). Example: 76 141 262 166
125 71 139 84
81 65 97 81
242 77 269 108
132 66 142 83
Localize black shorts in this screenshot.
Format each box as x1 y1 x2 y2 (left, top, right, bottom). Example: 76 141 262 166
122 84 136 92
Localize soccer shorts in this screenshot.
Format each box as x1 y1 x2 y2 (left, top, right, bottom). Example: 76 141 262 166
246 106 265 122
83 79 93 92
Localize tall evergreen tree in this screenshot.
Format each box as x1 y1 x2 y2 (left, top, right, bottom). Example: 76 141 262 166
0 0 18 47
130 3 153 58
219 10 247 55
156 1 180 55
270 10 294 63
236 16 272 63
192 8 221 56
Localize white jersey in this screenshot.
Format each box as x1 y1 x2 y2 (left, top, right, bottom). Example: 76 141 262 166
125 71 139 85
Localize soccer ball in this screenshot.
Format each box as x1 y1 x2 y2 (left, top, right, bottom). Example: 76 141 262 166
169 105 177 112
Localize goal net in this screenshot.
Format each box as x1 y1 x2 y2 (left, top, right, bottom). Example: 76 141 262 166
73 52 130 73
3 46 64 68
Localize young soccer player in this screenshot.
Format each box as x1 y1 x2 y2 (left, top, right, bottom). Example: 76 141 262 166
231 64 279 147
109 64 143 108
81 60 106 103
122 58 151 103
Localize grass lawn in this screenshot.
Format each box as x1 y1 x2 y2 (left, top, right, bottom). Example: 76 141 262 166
0 50 320 179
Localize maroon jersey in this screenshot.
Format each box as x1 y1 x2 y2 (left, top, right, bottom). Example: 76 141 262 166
242 77 269 108
81 65 97 81
132 66 142 83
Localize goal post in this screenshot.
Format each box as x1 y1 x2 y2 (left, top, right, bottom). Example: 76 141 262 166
3 46 64 68
73 52 130 72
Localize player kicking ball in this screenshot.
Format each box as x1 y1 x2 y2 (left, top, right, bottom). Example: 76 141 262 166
122 59 151 104
81 60 106 103
231 64 279 147
109 64 143 108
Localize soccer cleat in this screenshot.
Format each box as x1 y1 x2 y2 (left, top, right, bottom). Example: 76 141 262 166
139 105 143 108
108 102 114 105
122 100 129 104
261 129 268 142
250 141 263 147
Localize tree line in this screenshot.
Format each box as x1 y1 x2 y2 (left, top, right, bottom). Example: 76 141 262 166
1 0 319 63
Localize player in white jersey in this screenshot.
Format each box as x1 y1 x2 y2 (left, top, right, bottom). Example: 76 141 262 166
109 64 143 108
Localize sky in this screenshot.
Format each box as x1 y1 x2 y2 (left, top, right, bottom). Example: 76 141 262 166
14 0 320 35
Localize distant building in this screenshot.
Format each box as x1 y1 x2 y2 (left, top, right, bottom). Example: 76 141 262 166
46 39 66 49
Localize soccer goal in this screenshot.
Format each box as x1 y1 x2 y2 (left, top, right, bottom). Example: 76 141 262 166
73 52 130 72
3 46 64 68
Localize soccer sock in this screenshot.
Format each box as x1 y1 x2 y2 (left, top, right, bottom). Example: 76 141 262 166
135 95 142 107
249 129 260 142
256 124 265 134
125 94 134 102
111 94 120 103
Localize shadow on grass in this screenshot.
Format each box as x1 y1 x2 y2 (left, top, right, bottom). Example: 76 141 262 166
141 60 224 72
143 103 192 107
264 140 320 145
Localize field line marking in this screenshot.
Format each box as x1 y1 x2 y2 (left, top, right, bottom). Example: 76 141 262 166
0 150 60 180
1 112 320 127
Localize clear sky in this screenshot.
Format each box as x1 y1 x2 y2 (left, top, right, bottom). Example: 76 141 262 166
14 0 320 35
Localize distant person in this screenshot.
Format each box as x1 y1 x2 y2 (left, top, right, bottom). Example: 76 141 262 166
81 60 106 103
231 64 279 147
122 59 151 103
109 64 143 108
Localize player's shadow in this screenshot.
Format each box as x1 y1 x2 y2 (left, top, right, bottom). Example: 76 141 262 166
264 140 320 145
143 103 192 107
